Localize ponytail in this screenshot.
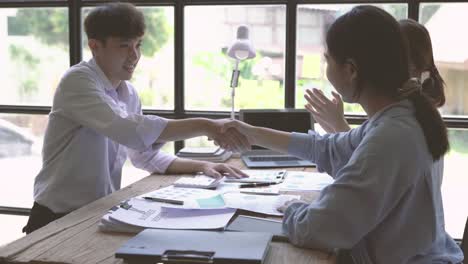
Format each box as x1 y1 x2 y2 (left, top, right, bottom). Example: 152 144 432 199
421 65 446 107
401 79 449 160
399 19 446 107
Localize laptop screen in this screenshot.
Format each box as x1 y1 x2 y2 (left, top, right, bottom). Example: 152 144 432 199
239 109 314 150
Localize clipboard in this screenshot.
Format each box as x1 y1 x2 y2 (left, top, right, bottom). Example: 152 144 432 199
115 229 272 264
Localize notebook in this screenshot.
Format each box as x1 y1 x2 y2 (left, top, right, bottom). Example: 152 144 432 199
115 229 272 264
226 215 288 242
239 109 316 168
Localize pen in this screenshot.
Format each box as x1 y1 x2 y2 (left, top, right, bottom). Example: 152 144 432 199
239 182 274 188
239 190 280 196
143 196 184 205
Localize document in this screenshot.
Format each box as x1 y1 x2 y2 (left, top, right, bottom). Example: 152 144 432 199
223 192 300 216
103 198 235 231
279 171 334 191
225 169 286 183
148 186 297 215
141 186 227 209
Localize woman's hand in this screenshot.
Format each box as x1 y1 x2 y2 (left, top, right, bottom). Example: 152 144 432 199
277 198 305 213
304 88 350 133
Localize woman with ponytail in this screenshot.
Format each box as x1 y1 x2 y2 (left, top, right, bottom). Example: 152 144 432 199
304 18 447 132
221 5 463 263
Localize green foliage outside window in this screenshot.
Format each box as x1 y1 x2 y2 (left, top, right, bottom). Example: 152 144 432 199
8 9 68 48
7 8 171 106
192 51 284 109
8 45 41 100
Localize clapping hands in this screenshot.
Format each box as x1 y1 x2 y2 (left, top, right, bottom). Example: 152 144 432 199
304 88 350 133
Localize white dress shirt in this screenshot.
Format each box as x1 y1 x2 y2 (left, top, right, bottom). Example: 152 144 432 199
34 59 176 213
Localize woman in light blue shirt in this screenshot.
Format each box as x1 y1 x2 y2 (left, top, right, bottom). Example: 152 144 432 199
223 5 463 263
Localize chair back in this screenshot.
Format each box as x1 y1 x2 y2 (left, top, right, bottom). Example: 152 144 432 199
461 217 468 262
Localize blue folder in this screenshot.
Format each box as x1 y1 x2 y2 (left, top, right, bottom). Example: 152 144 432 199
115 229 272 264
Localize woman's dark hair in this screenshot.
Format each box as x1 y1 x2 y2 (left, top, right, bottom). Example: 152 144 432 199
326 5 448 160
399 19 446 107
84 2 145 42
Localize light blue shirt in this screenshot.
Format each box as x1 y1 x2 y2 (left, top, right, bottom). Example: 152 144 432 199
286 100 463 263
34 59 176 213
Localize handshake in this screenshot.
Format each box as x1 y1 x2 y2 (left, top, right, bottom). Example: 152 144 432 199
206 119 255 153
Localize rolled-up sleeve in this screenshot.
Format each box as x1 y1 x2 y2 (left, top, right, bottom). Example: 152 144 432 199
127 144 177 174
55 70 166 151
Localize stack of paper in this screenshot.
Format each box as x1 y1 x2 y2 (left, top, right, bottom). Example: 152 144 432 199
98 197 236 233
176 146 232 162
148 186 299 216
99 170 333 234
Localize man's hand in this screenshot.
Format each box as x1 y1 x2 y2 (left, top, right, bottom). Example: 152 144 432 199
207 119 252 153
219 119 256 143
200 163 249 179
277 198 304 213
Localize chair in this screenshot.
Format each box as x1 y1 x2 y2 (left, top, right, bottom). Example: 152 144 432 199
461 217 468 262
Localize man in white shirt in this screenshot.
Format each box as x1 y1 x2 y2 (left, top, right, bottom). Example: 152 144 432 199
23 2 250 234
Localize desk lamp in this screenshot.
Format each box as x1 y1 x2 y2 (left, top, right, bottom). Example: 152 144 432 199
227 25 256 119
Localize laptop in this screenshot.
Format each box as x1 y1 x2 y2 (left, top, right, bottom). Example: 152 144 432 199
239 109 316 168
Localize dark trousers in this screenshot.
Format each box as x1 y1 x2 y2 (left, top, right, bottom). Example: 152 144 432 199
336 249 355 264
22 202 69 234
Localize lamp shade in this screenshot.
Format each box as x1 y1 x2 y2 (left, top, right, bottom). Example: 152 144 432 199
227 25 256 60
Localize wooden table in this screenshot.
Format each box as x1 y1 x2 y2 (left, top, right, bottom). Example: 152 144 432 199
0 159 335 264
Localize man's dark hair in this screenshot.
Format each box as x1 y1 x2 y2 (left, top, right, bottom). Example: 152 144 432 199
84 2 145 41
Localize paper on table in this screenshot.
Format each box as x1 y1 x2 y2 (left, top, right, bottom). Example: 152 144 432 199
99 214 144 233
279 171 334 191
156 187 298 215
141 186 221 202
108 198 235 230
223 193 300 216
142 186 227 210
225 170 287 183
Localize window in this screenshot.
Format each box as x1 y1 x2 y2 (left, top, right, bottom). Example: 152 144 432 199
184 5 286 111
1 7 69 106
0 215 28 246
444 129 468 237
421 3 468 117
295 4 408 113
0 114 47 208
418 3 468 238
